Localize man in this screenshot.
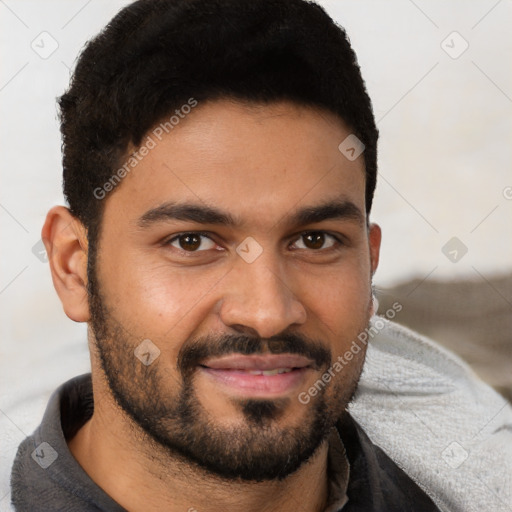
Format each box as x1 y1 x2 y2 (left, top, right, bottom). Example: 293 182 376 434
9 0 452 510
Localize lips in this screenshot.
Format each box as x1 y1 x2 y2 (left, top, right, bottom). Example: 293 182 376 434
201 354 313 372
198 354 313 397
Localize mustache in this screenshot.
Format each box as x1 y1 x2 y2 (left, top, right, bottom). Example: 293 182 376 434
177 332 332 375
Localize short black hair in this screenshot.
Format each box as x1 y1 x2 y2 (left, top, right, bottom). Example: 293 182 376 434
59 0 378 237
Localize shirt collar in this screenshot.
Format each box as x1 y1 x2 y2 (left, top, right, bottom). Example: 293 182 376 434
323 425 350 512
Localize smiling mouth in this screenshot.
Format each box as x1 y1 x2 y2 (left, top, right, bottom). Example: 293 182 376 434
201 353 314 371
198 354 314 397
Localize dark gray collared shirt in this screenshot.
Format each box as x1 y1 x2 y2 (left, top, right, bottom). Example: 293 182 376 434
11 374 440 511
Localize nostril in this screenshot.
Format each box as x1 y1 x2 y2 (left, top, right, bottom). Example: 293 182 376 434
228 324 260 338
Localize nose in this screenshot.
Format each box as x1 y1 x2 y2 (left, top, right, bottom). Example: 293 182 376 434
218 253 307 339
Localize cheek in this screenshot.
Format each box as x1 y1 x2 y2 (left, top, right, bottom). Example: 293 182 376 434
319 294 371 363
297 261 372 329
98 251 227 344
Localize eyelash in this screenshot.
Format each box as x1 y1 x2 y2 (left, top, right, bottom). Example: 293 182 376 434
164 231 344 254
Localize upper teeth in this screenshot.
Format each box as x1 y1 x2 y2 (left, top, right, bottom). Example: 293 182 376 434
247 368 293 376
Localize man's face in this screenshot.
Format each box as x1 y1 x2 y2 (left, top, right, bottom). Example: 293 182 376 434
87 99 380 481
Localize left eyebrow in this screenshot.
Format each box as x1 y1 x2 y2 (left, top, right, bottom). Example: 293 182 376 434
137 199 365 229
289 200 365 228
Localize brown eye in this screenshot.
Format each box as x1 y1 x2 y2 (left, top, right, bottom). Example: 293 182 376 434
293 232 337 250
303 232 325 249
178 234 201 251
169 233 216 252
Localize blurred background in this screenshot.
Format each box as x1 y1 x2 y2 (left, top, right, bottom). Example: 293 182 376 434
0 1 511 485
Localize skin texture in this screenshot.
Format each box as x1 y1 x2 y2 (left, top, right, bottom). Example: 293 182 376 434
43 99 381 512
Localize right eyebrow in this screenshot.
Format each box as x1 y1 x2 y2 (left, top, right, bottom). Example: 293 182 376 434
137 201 238 229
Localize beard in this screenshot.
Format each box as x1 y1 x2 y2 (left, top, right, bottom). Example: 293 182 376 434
87 259 369 482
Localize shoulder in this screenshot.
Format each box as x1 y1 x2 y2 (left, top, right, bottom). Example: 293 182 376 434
351 318 512 511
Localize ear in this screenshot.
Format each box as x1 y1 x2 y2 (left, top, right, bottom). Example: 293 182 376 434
368 222 381 276
41 206 90 322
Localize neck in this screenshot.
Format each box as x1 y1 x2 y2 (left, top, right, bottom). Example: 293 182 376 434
68 373 330 512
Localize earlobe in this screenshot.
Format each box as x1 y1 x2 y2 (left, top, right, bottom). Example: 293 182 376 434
42 206 90 323
368 222 382 275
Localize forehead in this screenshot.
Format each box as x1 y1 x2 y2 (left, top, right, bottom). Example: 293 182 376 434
103 100 367 229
